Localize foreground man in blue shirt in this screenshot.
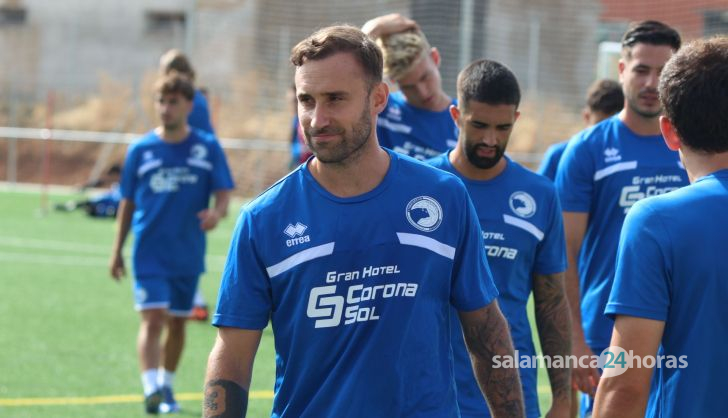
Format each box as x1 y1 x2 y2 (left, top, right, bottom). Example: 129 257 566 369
203 25 524 418
594 36 728 418
429 59 571 418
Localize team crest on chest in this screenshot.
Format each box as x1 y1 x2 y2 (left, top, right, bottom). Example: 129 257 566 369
509 192 537 218
406 196 443 232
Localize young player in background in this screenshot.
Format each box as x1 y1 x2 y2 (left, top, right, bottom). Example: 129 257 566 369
554 21 687 417
110 74 233 414
363 14 458 160
538 79 623 181
594 35 728 418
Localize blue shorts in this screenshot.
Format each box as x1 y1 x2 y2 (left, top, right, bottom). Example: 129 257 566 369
133 275 200 317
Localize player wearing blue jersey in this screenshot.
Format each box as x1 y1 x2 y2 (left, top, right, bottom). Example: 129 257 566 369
110 74 234 414
203 26 525 418
594 36 728 418
538 79 623 181
159 48 216 322
429 59 571 418
160 49 216 135
554 21 686 416
363 14 457 160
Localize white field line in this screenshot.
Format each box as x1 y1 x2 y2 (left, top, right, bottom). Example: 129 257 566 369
0 236 227 271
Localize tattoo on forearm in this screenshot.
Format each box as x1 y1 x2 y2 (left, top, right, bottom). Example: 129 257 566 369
462 305 525 417
203 379 248 418
534 273 572 403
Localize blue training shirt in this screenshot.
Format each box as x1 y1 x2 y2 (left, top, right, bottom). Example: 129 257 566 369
606 169 728 418
429 153 566 418
377 91 458 160
555 115 688 350
214 149 499 418
189 89 215 135
120 128 234 277
537 141 568 181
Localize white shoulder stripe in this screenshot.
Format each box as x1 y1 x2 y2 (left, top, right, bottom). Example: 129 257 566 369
187 158 213 171
137 159 162 177
503 214 544 241
377 118 413 134
266 242 335 278
396 232 455 260
593 161 638 181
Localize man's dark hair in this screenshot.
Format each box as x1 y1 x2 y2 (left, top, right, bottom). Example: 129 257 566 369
154 73 195 101
659 36 728 153
290 25 383 87
621 20 681 58
586 79 624 115
457 59 520 110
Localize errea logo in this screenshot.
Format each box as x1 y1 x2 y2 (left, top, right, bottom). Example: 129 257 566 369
604 147 622 163
284 222 310 247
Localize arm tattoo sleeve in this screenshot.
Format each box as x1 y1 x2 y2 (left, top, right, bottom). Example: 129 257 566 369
461 304 525 418
203 379 249 418
533 272 572 404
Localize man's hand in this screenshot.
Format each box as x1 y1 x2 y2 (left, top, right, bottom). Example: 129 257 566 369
571 339 599 396
362 13 418 39
544 399 571 418
198 208 222 231
109 252 125 281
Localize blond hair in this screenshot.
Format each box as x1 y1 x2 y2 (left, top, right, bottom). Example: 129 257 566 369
377 29 431 81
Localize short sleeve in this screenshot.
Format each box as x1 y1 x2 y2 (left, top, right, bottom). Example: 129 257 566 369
209 140 235 191
450 188 499 311
537 142 567 181
119 145 138 200
213 209 272 329
555 135 594 213
605 200 670 321
534 187 567 275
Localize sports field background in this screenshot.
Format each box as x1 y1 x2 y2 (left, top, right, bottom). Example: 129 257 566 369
0 187 555 417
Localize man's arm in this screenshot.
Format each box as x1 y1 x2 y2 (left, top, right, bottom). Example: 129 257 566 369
459 301 525 418
593 316 664 418
109 198 134 280
562 211 600 395
533 272 572 417
362 13 418 39
203 327 262 418
199 190 232 231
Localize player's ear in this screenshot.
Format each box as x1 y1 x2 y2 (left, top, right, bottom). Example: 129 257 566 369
618 59 626 83
449 104 460 124
660 116 681 151
430 47 441 67
371 81 389 114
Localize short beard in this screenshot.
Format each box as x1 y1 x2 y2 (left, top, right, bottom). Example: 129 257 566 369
305 101 372 165
465 143 504 169
627 96 662 119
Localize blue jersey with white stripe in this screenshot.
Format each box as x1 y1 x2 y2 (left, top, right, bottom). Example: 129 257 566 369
120 128 234 277
377 91 458 160
429 154 566 418
606 169 728 418
555 115 687 349
214 149 498 418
